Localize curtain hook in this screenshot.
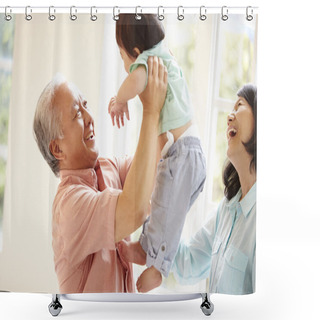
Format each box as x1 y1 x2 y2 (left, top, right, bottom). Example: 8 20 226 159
49 6 56 21
90 6 98 21
200 6 207 21
158 6 164 21
221 6 228 21
135 6 142 21
113 6 120 21
5 6 12 21
70 6 77 21
246 6 254 21
177 6 184 21
25 6 32 21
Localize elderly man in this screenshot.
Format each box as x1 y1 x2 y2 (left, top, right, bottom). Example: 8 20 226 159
33 57 167 293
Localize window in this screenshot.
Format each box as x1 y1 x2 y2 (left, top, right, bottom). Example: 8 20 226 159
0 18 15 250
206 15 257 210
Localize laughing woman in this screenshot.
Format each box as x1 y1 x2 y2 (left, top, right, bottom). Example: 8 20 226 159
172 84 257 295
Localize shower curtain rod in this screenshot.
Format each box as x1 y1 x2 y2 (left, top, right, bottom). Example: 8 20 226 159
0 6 258 15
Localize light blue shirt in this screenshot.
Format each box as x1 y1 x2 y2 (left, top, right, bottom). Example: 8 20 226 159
129 41 193 135
172 183 256 295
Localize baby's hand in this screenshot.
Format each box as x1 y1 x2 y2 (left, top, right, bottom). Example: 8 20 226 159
108 96 130 128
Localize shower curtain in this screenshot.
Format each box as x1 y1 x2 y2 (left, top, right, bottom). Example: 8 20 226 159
0 9 257 295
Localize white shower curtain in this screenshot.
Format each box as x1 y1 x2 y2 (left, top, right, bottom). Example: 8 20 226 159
0 12 257 294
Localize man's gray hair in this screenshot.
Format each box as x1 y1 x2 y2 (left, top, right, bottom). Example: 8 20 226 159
33 73 66 177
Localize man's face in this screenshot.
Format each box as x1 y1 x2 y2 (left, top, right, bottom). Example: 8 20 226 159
51 82 99 171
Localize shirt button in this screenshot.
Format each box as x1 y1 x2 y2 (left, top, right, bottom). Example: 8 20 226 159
161 245 165 252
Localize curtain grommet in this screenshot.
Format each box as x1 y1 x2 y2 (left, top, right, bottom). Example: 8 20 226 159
70 6 77 21
200 6 207 21
135 6 142 21
25 6 32 21
158 6 164 21
5 6 12 21
221 6 228 21
49 6 56 21
113 6 120 21
246 6 254 21
90 6 98 21
177 6 184 21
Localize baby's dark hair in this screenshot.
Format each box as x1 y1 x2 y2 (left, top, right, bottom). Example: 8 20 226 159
116 14 165 59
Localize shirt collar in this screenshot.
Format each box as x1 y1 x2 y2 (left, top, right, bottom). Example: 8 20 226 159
60 166 98 189
240 182 256 218
226 182 256 219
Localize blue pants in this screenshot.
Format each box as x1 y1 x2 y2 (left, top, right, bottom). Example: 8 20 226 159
139 136 206 277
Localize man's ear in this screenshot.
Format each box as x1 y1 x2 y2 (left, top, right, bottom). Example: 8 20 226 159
133 47 141 57
49 140 65 161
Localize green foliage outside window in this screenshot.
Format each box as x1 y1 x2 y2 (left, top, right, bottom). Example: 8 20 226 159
164 15 196 87
219 31 255 100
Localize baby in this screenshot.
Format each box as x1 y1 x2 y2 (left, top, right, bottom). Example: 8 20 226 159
108 14 206 293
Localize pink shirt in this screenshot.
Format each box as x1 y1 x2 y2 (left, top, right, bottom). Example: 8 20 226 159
52 157 134 293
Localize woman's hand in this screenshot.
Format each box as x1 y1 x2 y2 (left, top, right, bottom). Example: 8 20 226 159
139 56 168 116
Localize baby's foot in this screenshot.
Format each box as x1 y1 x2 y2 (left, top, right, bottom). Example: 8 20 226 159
118 240 146 265
136 266 162 293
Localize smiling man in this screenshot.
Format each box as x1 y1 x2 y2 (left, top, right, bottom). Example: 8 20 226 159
33 57 167 293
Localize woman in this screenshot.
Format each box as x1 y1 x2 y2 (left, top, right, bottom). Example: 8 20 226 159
172 84 257 295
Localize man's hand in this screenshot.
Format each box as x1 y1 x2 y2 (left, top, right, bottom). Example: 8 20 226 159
139 56 168 116
108 96 130 128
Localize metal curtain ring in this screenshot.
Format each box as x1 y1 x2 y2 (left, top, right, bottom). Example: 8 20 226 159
135 6 142 20
49 6 56 21
221 6 228 21
246 6 254 21
25 6 32 21
90 6 98 21
70 6 77 21
113 6 120 21
177 6 184 21
200 6 207 21
158 6 164 21
5 6 12 21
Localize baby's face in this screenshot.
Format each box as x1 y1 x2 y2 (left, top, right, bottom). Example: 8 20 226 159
119 47 135 73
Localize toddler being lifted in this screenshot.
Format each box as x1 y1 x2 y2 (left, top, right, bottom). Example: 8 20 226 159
108 14 206 293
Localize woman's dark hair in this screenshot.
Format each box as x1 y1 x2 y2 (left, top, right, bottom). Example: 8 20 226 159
223 83 257 200
116 14 165 59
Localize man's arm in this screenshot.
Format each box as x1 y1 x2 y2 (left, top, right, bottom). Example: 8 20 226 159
115 57 167 242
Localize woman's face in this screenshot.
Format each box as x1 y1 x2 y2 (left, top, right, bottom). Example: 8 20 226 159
226 96 255 164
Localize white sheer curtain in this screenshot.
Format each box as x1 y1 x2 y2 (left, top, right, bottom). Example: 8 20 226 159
0 14 108 292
